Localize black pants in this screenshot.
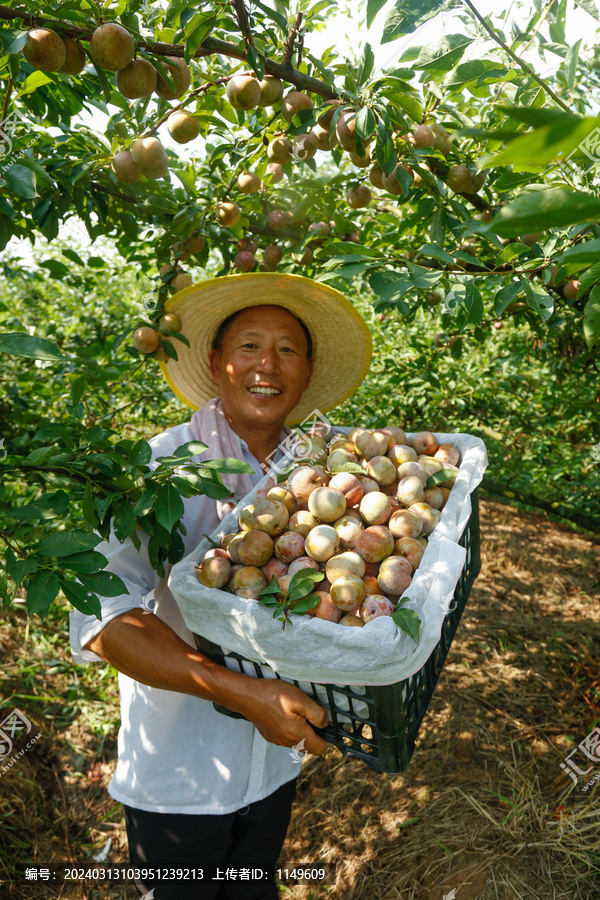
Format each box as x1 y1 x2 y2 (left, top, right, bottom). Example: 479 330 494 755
124 778 297 899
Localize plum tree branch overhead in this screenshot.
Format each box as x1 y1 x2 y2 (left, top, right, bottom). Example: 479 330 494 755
0 5 337 98
462 0 571 113
231 0 255 49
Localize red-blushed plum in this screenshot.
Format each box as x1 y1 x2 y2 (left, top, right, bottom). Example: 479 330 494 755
363 575 384 595
364 455 397 486
388 508 424 539
239 505 258 531
220 533 236 551
277 574 292 594
325 551 365 582
396 461 429 484
348 426 366 442
287 465 329 502
252 499 289 536
381 480 399 497
238 530 274 567
328 437 356 453
197 556 232 588
288 510 319 537
274 531 305 563
423 487 444 510
358 475 380 494
418 457 443 477
377 556 412 596
339 614 365 627
304 524 340 561
287 556 321 577
328 472 364 506
409 502 441 536
327 448 359 469
308 486 347 522
354 431 389 459
359 491 392 525
397 475 425 507
333 514 364 549
312 591 342 622
354 525 395 563
231 566 267 598
381 425 407 447
226 532 246 564
261 557 289 585
330 574 366 611
392 537 425 571
203 548 229 560
388 444 417 466
411 431 439 456
363 561 380 577
439 487 451 507
416 536 428 551
388 497 401 514
359 595 395 622
434 444 461 467
267 486 297 513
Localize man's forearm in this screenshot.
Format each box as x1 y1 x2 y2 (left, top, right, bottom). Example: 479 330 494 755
84 608 330 754
83 608 257 715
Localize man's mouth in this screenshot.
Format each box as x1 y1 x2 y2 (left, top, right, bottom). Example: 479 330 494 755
248 386 282 396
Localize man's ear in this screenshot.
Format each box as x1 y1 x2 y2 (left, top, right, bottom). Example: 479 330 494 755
208 348 221 384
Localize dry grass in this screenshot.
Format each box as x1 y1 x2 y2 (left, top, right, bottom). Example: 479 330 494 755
1 497 599 899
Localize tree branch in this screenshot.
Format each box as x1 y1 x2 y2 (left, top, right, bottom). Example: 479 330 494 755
462 0 571 113
0 6 336 98
231 0 254 49
283 11 303 67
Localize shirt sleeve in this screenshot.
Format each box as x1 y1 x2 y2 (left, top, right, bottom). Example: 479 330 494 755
68 423 191 665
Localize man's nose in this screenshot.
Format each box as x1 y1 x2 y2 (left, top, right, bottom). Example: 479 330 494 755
257 347 279 372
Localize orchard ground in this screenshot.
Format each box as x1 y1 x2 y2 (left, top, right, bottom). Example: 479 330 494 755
1 496 598 900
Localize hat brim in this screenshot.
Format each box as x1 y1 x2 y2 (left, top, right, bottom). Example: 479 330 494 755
159 273 372 425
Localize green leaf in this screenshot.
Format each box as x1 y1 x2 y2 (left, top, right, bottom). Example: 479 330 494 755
412 34 472 77
382 0 442 42
26 571 59 615
82 481 100 528
555 239 600 266
134 485 159 516
60 579 102 618
38 531 102 558
486 189 600 237
78 571 129 598
0 332 65 361
425 468 459 488
357 43 375 86
60 551 109 574
392 606 421 642
155 482 185 532
7 558 38 588
564 38 582 93
494 280 524 315
578 260 600 294
130 439 152 466
16 70 53 96
367 0 388 27
291 593 321 613
2 164 38 199
583 286 600 348
70 374 86 407
524 280 554 322
329 462 364 474
483 114 596 169
200 458 255 474
574 0 599 19
355 106 376 140
246 45 265 80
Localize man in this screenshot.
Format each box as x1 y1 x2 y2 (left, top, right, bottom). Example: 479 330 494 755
69 273 372 899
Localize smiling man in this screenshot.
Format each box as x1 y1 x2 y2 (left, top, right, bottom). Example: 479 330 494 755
69 273 371 900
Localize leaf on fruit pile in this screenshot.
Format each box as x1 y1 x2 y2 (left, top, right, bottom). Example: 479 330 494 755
392 601 421 643
329 462 364 474
425 468 458 488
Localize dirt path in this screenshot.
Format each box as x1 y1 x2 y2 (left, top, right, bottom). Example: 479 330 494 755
1 497 599 899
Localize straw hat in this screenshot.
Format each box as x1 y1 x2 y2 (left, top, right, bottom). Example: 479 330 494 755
159 273 372 425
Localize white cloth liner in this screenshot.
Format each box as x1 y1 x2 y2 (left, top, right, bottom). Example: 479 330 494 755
169 432 488 693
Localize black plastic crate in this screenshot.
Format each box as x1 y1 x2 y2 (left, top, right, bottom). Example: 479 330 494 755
194 490 481 774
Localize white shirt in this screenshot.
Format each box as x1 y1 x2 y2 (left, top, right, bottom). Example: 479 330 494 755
69 421 299 815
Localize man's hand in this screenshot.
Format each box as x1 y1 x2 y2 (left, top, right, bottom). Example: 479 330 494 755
232 678 330 757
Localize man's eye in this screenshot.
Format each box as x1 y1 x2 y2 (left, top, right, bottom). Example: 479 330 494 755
242 343 256 349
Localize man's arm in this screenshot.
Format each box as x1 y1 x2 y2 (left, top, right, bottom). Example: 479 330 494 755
84 609 329 756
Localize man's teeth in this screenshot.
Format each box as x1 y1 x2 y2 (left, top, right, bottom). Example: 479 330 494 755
249 387 281 395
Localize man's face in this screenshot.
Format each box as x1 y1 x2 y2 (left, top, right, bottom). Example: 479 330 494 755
208 305 313 429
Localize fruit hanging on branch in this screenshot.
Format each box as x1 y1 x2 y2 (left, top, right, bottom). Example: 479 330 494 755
237 172 261 193
267 138 293 164
23 29 67 72
116 58 157 98
133 326 160 354
265 162 284 183
226 74 261 110
346 184 371 209
155 56 191 99
130 137 169 179
257 75 284 107
111 150 142 183
59 39 86 75
167 110 200 143
234 250 256 272
217 202 242 228
281 91 313 122
89 23 134 72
